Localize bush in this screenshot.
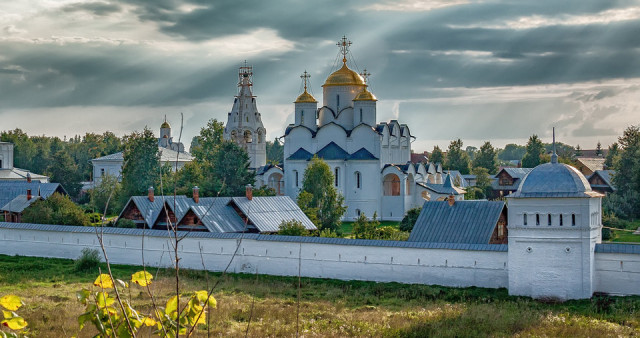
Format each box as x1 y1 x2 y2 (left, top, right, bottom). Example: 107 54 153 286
602 227 612 241
22 193 90 226
352 213 380 240
319 228 341 238
399 207 422 232
116 218 136 228
75 248 101 272
278 220 309 236
88 213 102 223
602 213 633 230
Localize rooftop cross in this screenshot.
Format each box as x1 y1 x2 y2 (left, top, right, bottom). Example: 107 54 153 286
360 69 371 84
300 70 311 91
337 35 352 64
551 127 558 164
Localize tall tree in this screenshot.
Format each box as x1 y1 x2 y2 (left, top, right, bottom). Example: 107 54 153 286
472 167 492 198
190 119 224 163
208 142 255 196
445 139 471 174
90 174 122 215
595 141 603 156
575 144 583 157
473 141 499 173
266 138 284 164
521 135 545 168
429 145 445 164
299 156 346 231
465 146 478 162
612 126 640 195
121 128 161 201
605 143 619 169
498 143 526 161
47 150 82 197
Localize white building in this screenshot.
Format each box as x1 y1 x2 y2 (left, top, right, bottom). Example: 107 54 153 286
0 142 49 183
223 64 267 169
91 121 193 185
255 37 464 220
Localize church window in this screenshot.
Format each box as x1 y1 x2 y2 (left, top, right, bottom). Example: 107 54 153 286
356 209 361 216
383 173 401 196
244 130 252 143
498 223 504 237
246 116 249 122
100 168 105 177
535 213 540 225
572 214 576 226
294 170 299 187
334 167 339 187
360 108 363 122
355 171 361 188
0 159 2 168
336 95 340 109
523 214 527 225
301 110 304 124
560 214 564 226
548 214 552 226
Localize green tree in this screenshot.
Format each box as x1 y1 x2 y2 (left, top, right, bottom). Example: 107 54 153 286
498 143 526 161
521 135 545 168
473 167 492 198
121 128 160 201
611 126 640 219
596 141 603 156
266 138 284 164
299 156 346 231
190 119 224 163
445 139 471 174
605 143 619 169
1 129 35 169
172 161 205 196
473 141 499 173
278 220 309 236
47 150 83 197
90 174 122 215
22 193 89 226
430 145 445 164
399 207 422 232
352 212 380 239
206 142 255 196
465 146 478 162
575 144 583 157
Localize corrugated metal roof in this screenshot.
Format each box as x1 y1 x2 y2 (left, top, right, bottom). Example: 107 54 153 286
0 182 65 211
93 148 193 163
316 142 349 160
408 200 505 244
230 196 316 233
595 243 640 254
1 195 42 213
0 168 49 182
0 221 508 251
124 196 167 226
190 197 247 233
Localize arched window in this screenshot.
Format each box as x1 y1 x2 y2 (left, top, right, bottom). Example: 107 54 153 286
293 170 299 187
355 171 361 189
356 209 361 216
360 108 363 122
536 213 540 226
301 110 304 124
383 173 401 196
548 214 552 226
560 214 564 226
334 167 339 187
246 116 249 122
572 214 576 226
244 130 252 143
523 214 528 226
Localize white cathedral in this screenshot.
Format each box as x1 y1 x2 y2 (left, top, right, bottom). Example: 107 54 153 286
225 37 464 221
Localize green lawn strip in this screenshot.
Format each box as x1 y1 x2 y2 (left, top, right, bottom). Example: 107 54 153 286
611 230 640 243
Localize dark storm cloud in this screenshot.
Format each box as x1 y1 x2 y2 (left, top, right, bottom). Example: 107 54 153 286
61 1 123 16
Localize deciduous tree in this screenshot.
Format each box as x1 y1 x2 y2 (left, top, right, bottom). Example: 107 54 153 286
445 139 471 174
521 135 545 168
300 156 346 231
473 141 499 173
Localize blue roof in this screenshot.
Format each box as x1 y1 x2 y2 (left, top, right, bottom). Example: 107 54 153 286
1 195 42 213
229 196 316 233
287 148 313 161
408 200 505 244
510 162 600 198
349 148 378 160
589 170 616 190
0 222 507 251
0 182 66 211
595 243 640 255
315 142 349 160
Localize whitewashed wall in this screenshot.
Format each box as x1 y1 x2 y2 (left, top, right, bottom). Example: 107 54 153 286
594 252 640 296
0 225 507 289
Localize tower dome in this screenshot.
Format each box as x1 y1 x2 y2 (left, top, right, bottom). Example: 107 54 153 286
161 121 171 129
322 63 366 87
295 90 317 103
513 162 593 197
353 86 377 101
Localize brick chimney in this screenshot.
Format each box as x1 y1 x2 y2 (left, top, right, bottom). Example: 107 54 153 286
26 189 32 201
148 186 154 202
246 184 253 201
448 195 455 206
193 186 199 203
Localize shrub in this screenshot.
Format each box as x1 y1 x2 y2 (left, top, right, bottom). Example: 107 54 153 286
399 207 422 232
116 218 136 228
352 212 380 239
601 227 612 241
88 212 102 223
74 248 101 272
22 193 90 226
278 220 309 236
319 228 341 238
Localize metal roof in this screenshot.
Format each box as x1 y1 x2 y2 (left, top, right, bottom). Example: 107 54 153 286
492 168 534 191
1 195 42 213
408 200 505 244
510 162 599 198
0 182 66 211
230 196 317 233
0 221 507 251
315 142 349 160
575 157 605 173
349 148 378 160
93 148 193 163
121 196 167 226
589 170 616 190
190 197 247 233
0 167 49 182
417 175 466 195
92 152 124 162
287 148 313 161
595 243 640 254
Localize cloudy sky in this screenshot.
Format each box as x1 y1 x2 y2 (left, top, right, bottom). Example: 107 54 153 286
1 0 639 151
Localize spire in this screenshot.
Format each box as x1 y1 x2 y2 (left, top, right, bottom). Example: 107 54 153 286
360 69 371 84
337 35 352 64
551 127 558 164
238 61 253 89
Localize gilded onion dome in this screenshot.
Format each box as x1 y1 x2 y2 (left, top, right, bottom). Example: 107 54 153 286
294 89 317 103
353 86 377 101
322 63 366 87
160 121 171 128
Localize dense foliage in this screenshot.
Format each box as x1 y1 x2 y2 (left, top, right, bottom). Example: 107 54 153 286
399 207 422 232
21 193 89 226
521 134 545 168
473 141 499 174
298 156 346 231
266 138 284 164
278 220 309 236
444 139 471 174
605 126 640 220
120 128 161 202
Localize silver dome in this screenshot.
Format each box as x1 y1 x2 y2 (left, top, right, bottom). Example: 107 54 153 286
510 162 598 198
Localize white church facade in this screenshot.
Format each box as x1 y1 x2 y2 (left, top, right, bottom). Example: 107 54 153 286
250 37 464 220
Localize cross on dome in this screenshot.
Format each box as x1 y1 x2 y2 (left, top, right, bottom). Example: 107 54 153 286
337 36 352 64
360 69 371 84
300 70 311 91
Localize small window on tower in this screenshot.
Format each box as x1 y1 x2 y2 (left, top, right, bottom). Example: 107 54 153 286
301 110 304 124
246 116 249 122
572 214 576 226
560 214 564 226
523 214 527 225
294 170 299 187
360 108 363 122
548 214 552 226
334 167 339 187
355 171 361 188
337 95 340 109
100 168 105 177
536 213 540 225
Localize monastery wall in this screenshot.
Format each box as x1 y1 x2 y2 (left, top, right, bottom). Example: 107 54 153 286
594 251 640 296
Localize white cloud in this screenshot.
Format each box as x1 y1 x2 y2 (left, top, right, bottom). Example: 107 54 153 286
364 0 470 12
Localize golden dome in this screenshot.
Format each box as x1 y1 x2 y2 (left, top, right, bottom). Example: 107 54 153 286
294 90 317 103
322 63 366 87
161 121 171 128
353 87 377 101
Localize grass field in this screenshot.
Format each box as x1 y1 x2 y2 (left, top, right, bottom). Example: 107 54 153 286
1 254 639 337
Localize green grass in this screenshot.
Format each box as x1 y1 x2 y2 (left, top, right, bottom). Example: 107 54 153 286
1 254 639 337
610 229 640 243
340 220 400 235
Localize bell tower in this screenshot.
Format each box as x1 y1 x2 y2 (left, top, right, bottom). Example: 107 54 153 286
223 61 267 169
